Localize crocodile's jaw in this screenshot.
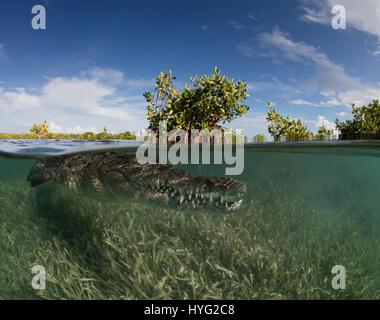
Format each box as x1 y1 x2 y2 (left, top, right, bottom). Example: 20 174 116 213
131 179 246 211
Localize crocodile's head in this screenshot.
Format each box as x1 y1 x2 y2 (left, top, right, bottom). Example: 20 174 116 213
127 170 247 211
118 156 247 211
28 152 247 211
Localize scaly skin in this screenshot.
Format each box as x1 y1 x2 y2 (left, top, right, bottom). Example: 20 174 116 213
27 151 247 211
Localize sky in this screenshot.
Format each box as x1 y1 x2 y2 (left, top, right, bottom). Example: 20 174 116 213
0 0 380 138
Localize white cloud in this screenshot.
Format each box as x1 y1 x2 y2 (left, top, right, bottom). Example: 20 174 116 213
82 67 153 89
49 122 98 134
319 97 341 106
0 87 40 111
300 0 331 24
299 115 340 135
290 97 348 108
0 44 6 60
125 78 154 88
259 27 380 108
316 115 340 134
335 86 380 107
236 45 254 57
259 27 342 71
320 90 336 97
337 111 350 117
290 99 319 107
91 105 135 121
232 112 268 130
247 76 302 95
228 21 244 30
84 67 124 85
0 68 149 133
300 0 380 42
41 77 115 111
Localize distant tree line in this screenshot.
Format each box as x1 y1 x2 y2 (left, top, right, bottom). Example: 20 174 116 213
335 100 380 140
0 125 136 140
264 100 380 142
5 99 379 142
265 102 333 142
266 102 312 142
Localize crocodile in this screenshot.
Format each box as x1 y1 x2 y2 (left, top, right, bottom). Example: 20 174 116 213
27 151 247 211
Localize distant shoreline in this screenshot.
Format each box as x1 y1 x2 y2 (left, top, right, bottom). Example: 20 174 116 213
0 132 137 140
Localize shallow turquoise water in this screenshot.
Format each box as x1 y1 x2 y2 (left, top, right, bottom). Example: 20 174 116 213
1 139 380 299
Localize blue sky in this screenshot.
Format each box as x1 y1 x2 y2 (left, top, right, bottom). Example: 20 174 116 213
1 0 380 138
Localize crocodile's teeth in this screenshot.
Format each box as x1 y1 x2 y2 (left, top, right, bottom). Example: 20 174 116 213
180 194 185 204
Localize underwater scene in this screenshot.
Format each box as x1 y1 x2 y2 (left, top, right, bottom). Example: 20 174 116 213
1 139 380 300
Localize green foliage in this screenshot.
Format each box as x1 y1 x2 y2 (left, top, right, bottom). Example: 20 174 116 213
2 118 137 140
336 100 380 140
0 130 136 140
266 102 312 142
29 120 49 139
253 134 266 143
95 131 109 140
318 126 334 136
314 126 334 141
144 67 250 140
83 132 96 139
117 131 136 140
